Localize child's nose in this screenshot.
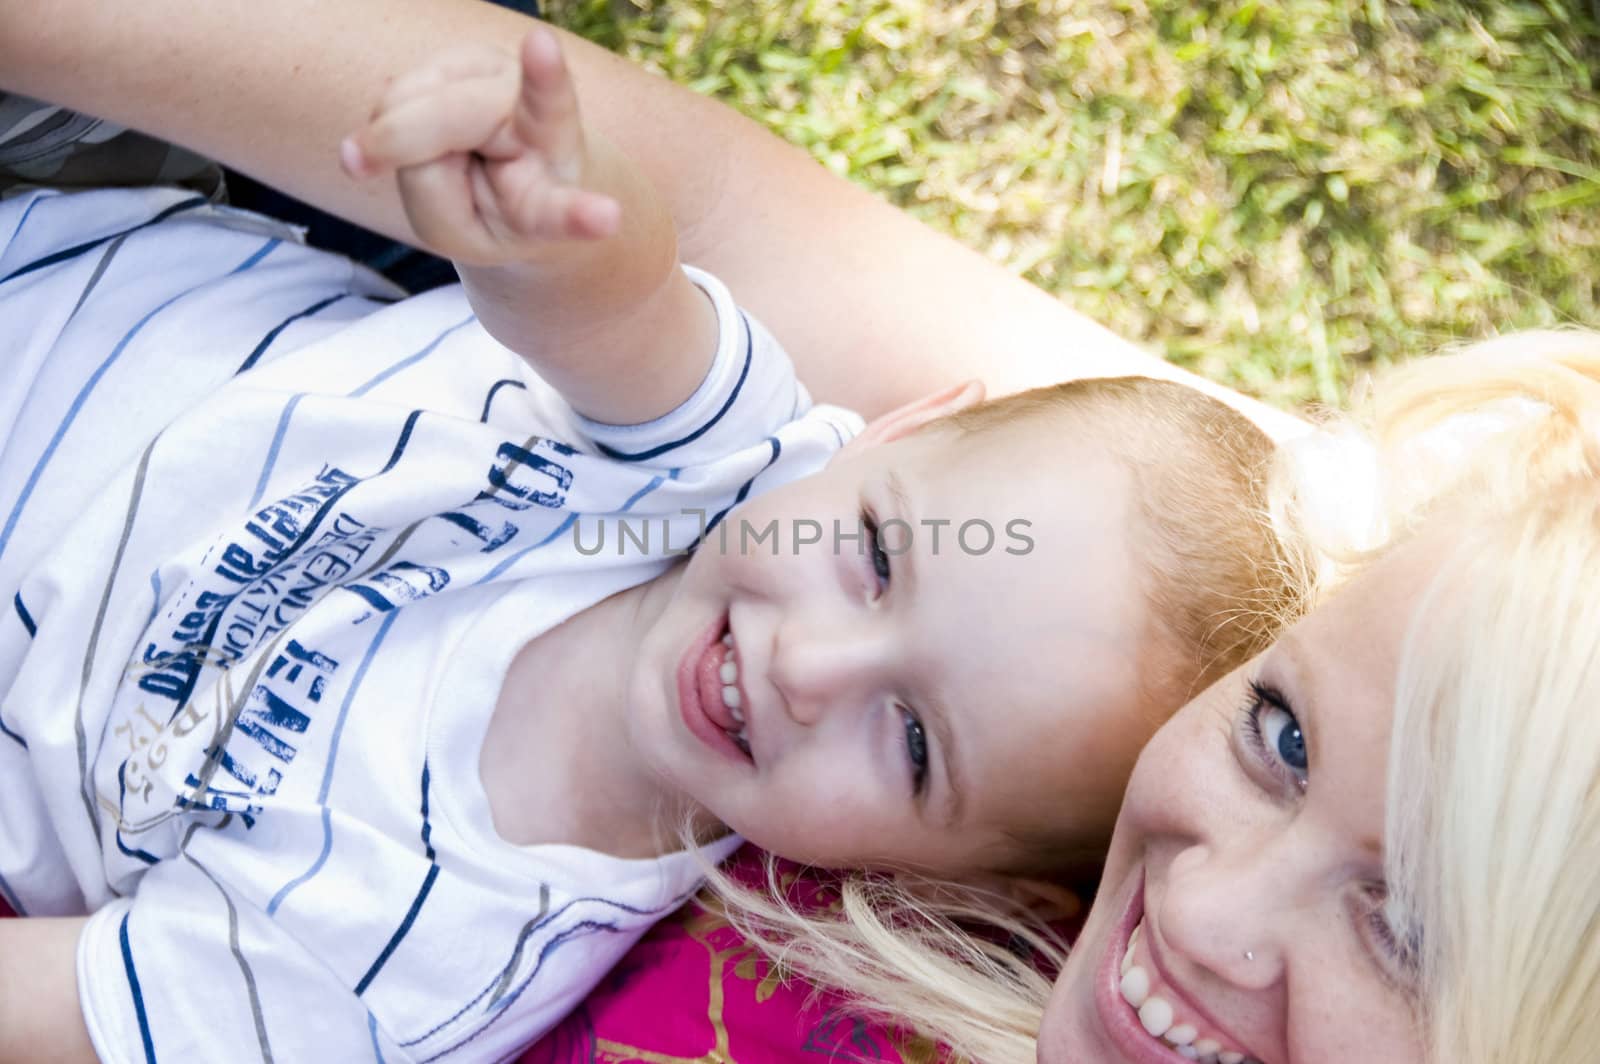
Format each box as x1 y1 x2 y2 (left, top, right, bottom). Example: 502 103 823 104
768 620 891 726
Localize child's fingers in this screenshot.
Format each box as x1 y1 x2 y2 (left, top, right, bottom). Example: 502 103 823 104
563 192 624 241
511 26 585 177
347 75 516 176
348 50 515 176
395 160 496 262
547 188 623 241
489 154 620 242
378 47 513 111
503 185 621 243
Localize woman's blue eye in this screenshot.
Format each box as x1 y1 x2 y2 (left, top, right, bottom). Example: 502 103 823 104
901 706 928 795
864 511 892 589
1263 704 1307 771
1243 680 1309 786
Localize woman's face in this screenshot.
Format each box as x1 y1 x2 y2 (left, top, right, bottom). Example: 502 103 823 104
1039 536 1436 1063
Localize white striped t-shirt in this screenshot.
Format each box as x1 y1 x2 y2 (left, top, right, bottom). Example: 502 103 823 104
0 187 861 1063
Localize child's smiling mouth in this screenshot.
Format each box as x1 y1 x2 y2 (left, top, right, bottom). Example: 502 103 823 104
677 614 756 765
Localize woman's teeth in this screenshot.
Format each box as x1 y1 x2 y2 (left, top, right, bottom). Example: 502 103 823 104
1119 920 1258 1064
719 634 749 751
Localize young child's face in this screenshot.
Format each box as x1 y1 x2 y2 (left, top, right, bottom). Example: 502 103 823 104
627 417 1167 874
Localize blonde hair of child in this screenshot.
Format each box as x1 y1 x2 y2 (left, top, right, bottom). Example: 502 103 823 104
696 375 1304 1064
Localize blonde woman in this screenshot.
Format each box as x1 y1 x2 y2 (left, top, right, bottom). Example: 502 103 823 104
1026 331 1600 1064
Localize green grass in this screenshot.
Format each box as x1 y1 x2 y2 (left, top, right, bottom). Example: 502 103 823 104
546 0 1600 410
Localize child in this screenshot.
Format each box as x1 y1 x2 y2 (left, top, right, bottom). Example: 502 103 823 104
0 28 1293 1064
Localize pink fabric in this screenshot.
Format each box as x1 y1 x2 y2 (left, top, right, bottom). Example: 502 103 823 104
521 847 931 1063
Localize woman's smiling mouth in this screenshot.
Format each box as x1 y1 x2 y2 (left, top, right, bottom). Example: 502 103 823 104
1096 875 1263 1064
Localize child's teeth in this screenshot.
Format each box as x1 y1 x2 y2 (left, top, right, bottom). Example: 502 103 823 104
719 653 744 720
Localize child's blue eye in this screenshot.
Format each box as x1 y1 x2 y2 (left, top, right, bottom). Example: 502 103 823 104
1241 679 1308 788
863 510 892 590
900 705 929 795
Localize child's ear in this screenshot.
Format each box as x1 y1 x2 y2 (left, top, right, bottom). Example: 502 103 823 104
940 876 1081 928
904 872 1082 923
994 876 1083 923
844 379 985 453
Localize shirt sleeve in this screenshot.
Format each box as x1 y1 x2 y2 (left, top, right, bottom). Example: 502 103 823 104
77 861 412 1064
569 265 810 470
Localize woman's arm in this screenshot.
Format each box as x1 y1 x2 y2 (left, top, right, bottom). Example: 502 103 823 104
0 0 1299 435
0 916 96 1063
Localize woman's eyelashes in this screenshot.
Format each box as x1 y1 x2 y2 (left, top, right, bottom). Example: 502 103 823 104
899 704 930 795
1239 678 1309 792
1358 885 1421 985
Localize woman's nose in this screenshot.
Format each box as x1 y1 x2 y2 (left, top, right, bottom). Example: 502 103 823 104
1156 837 1302 990
767 618 891 725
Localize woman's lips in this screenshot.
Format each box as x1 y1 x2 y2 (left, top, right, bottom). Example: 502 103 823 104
1095 874 1260 1064
1094 874 1200 1064
676 613 750 764
1140 911 1253 1060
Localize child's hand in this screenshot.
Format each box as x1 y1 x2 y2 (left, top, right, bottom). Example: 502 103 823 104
340 26 621 266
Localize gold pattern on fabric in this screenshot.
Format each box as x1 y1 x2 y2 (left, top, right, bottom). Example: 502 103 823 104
583 875 958 1063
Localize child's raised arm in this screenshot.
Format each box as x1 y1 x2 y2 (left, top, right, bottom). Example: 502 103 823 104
344 27 716 426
